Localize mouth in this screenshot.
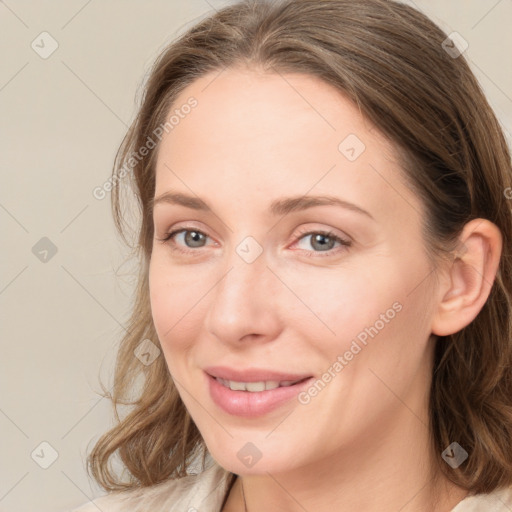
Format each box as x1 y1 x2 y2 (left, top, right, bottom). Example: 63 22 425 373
213 376 309 392
204 365 312 383
204 366 314 417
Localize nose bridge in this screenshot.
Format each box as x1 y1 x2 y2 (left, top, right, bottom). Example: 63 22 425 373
203 241 281 344
217 233 271 302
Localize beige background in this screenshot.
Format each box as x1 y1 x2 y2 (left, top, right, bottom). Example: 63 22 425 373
0 1 511 511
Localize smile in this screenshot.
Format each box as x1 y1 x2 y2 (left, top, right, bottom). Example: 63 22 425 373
205 368 314 417
214 377 306 392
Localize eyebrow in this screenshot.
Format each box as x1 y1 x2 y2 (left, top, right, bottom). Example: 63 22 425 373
150 191 374 220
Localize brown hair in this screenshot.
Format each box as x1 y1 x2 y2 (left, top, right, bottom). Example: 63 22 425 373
87 0 512 495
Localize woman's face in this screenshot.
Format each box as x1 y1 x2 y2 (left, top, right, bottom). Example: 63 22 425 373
149 68 440 474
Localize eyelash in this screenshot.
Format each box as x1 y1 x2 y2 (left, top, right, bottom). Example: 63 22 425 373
156 226 352 258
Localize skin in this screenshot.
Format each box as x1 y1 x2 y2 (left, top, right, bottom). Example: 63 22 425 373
148 67 502 511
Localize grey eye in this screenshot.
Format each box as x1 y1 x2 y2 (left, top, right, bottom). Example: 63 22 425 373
182 230 207 248
298 232 338 252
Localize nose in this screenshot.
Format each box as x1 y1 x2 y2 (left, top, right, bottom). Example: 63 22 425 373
203 249 282 347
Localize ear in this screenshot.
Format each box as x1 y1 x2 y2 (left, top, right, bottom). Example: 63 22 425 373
431 218 503 337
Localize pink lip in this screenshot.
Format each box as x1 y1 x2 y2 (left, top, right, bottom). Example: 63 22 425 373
204 366 314 418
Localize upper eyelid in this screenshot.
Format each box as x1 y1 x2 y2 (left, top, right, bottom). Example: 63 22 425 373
153 210 353 241
160 223 346 237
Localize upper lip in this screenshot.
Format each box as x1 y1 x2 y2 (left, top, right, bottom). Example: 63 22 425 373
205 366 312 382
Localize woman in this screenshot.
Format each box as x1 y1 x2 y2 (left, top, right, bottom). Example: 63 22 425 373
70 0 512 510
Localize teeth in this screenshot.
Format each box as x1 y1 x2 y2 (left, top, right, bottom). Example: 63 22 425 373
229 380 247 391
215 378 297 392
245 381 266 392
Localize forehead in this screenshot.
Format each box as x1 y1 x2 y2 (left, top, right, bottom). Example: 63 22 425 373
157 68 376 167
153 68 423 228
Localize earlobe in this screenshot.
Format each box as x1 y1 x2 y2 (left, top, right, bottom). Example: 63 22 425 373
431 218 502 337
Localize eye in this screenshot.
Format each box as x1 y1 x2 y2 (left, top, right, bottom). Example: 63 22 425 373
156 226 352 258
156 228 212 254
292 227 352 257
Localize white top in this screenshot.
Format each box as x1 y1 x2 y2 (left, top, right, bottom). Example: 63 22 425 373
68 460 512 512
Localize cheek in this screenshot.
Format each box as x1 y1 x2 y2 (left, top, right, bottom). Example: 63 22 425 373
275 261 397 345
148 255 236 386
295 257 432 367
148 258 203 355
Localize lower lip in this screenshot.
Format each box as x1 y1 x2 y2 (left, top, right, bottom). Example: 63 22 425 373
206 373 314 418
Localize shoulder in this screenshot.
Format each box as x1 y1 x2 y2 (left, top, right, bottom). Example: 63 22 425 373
451 485 512 511
68 459 234 512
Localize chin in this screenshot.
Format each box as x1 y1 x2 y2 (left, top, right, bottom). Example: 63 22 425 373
203 435 301 476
